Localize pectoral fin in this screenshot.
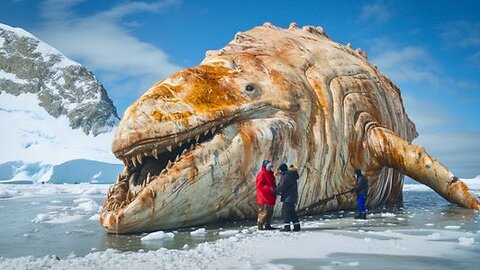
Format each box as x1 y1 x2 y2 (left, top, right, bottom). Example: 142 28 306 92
368 127 480 209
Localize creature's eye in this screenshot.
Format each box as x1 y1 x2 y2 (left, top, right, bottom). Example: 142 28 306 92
245 84 255 92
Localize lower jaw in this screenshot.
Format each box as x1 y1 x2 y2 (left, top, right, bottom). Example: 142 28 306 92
102 120 296 233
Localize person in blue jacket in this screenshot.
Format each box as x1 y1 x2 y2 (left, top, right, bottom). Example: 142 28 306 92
354 169 369 219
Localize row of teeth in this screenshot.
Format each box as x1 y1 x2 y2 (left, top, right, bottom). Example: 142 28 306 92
105 174 157 211
128 172 154 195
123 126 221 168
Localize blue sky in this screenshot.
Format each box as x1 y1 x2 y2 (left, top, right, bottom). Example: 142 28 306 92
1 0 479 177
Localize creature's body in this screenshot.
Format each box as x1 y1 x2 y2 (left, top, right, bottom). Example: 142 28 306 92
100 23 480 234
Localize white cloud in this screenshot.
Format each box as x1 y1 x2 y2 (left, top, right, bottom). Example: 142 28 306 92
401 95 453 130
440 21 480 67
371 46 445 88
358 2 391 23
440 21 480 48
403 96 480 177
37 0 181 100
414 132 480 178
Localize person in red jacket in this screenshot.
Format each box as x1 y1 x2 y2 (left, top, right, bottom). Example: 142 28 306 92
256 160 277 230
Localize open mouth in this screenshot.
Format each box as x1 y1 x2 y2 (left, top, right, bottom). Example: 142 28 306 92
103 124 222 212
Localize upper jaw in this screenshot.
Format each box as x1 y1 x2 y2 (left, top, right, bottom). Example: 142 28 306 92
112 99 299 163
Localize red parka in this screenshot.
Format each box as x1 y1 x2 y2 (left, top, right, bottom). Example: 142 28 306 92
256 167 277 205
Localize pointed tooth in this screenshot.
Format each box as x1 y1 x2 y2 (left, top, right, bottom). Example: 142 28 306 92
211 127 216 134
167 160 173 168
204 130 209 135
195 134 200 142
131 157 137 167
152 148 158 159
190 144 194 150
175 155 180 162
142 180 147 188
119 201 125 208
179 141 183 147
182 149 187 155
161 168 167 174
137 154 142 165
220 123 224 128
167 145 172 152
187 137 192 143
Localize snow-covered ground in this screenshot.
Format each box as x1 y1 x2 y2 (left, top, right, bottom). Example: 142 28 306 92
0 178 479 269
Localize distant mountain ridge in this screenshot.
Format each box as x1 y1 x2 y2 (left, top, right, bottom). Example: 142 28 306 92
0 23 119 136
0 23 121 183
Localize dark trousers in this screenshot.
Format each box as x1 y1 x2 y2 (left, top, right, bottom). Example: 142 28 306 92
281 203 299 225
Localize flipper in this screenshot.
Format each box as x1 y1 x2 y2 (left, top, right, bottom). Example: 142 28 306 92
368 127 480 209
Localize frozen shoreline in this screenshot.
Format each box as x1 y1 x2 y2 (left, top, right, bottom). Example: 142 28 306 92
1 180 479 269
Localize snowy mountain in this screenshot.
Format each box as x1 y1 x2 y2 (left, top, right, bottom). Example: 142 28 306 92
0 23 122 183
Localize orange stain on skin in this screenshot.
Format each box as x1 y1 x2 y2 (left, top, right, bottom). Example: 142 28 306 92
182 65 246 112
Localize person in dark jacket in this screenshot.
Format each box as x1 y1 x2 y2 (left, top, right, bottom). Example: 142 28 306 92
277 164 301 231
354 169 369 219
255 160 277 230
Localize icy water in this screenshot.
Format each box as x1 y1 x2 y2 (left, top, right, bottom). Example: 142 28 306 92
0 183 479 269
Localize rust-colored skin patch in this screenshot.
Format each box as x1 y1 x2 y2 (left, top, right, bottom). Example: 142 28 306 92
100 23 480 234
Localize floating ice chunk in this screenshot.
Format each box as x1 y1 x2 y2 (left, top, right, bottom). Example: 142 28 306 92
73 200 100 213
190 228 206 236
31 213 50 223
47 214 83 224
31 212 83 224
0 187 18 198
73 197 91 204
89 214 100 221
444 225 461 230
458 237 475 246
219 230 239 236
427 233 441 240
141 231 174 242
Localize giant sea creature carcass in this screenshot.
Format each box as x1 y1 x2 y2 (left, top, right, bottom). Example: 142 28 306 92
100 23 480 234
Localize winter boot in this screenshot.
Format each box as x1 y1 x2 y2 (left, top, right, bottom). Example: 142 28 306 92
293 223 301 231
264 224 277 230
280 224 291 232
361 213 367 219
